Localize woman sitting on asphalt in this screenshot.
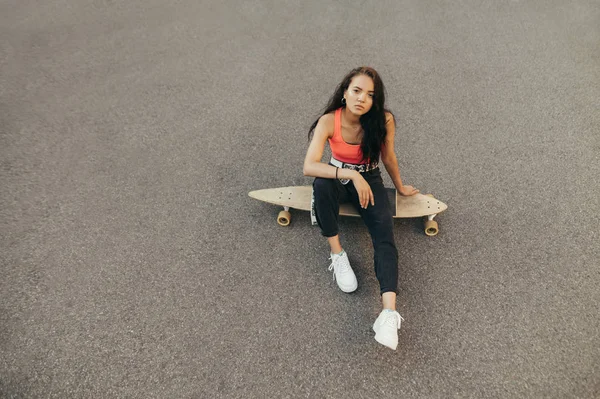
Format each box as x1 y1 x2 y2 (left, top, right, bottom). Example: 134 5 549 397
303 66 419 350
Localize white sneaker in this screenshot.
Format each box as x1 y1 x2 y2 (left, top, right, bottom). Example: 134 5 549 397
328 251 358 293
373 309 404 350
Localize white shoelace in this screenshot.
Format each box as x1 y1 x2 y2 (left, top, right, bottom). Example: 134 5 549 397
385 311 405 329
328 255 349 280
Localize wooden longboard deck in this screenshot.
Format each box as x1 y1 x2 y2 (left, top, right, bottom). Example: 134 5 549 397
248 186 447 218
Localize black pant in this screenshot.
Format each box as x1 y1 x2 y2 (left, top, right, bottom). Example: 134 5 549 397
313 168 399 295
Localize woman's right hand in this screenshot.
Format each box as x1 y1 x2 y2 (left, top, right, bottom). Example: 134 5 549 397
352 173 374 209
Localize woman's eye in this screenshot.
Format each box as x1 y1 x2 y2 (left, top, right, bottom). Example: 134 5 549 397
368 93 374 98
353 89 359 93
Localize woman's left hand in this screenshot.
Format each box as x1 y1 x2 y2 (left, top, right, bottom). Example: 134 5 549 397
399 185 420 196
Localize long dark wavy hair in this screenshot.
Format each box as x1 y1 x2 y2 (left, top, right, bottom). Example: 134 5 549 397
308 67 394 166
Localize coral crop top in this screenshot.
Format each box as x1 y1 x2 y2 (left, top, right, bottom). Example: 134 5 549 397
328 108 365 164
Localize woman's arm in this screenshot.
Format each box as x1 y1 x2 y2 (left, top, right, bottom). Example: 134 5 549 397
381 113 420 196
303 114 358 182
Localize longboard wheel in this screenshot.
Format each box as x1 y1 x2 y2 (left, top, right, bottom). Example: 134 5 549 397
424 220 439 236
277 210 291 226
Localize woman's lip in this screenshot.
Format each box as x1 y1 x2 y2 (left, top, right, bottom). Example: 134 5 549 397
355 105 364 109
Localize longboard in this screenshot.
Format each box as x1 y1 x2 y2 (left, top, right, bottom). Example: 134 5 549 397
249 186 448 236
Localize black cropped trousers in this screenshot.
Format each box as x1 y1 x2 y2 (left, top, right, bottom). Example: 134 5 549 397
312 168 399 295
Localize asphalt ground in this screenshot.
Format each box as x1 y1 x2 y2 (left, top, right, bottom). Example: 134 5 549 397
1 1 599 398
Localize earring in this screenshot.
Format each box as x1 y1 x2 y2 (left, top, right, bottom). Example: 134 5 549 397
341 97 346 104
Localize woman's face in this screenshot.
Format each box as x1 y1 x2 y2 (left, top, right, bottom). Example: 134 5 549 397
344 74 375 116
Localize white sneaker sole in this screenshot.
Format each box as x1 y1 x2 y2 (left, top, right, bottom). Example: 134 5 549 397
373 325 398 350
337 281 358 293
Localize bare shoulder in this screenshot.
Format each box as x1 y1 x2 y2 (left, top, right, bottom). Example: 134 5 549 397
319 112 335 127
384 111 395 125
316 112 335 137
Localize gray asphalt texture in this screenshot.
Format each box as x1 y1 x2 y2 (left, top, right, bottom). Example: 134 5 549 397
1 1 599 398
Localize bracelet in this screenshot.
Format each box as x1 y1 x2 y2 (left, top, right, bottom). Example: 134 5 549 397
335 167 339 180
